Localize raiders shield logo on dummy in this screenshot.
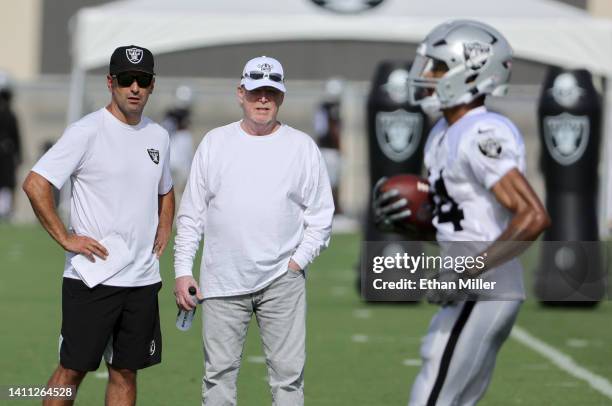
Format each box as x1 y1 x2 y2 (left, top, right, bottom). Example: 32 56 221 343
376 109 423 162
126 47 144 64
382 69 410 104
310 0 385 13
147 148 160 164
543 113 589 166
549 73 585 109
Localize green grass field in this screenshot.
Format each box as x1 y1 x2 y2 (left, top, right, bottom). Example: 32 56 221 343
1 225 611 405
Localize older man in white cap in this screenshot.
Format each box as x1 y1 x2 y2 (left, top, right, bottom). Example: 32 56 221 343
173 56 334 405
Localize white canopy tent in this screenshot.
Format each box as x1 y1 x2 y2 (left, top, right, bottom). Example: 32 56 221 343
68 0 612 235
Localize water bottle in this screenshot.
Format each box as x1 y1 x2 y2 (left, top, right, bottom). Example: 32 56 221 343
176 286 198 331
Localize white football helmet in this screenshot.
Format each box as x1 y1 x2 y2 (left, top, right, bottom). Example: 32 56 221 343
408 20 513 114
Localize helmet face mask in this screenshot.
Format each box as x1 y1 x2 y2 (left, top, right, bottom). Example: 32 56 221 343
408 20 513 114
408 53 449 114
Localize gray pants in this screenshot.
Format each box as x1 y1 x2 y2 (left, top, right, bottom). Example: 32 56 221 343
202 269 306 406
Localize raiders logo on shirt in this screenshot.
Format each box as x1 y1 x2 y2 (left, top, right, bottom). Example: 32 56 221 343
147 148 160 164
478 137 502 158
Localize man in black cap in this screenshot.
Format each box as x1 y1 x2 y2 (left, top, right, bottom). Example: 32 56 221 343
23 45 174 406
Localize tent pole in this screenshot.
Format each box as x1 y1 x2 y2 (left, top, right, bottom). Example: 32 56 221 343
599 77 611 238
60 64 85 223
66 66 85 125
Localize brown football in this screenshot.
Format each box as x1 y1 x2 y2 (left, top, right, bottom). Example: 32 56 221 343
380 174 435 231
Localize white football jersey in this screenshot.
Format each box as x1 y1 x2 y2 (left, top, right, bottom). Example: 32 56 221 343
424 106 526 298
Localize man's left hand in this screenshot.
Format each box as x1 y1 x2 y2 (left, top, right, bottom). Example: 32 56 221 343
288 259 301 272
153 225 171 258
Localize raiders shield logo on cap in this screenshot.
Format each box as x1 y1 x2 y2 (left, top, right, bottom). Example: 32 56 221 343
147 148 160 164
126 47 144 64
259 63 272 72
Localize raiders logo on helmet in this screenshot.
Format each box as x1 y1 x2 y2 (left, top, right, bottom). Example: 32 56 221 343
126 47 144 64
464 41 491 71
310 0 385 14
543 113 589 166
375 109 423 162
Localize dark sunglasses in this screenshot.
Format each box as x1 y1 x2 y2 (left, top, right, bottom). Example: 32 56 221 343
113 72 154 88
242 71 284 83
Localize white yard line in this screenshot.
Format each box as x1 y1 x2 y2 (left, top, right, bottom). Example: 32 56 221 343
352 309 372 319
247 356 266 364
511 325 612 400
351 334 369 343
331 286 349 296
402 358 422 367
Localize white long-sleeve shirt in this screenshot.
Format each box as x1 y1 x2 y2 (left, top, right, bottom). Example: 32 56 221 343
174 121 334 298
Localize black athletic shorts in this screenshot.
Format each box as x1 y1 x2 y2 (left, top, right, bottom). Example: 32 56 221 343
60 278 162 372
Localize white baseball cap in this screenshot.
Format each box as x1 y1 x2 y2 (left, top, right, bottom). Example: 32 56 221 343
240 56 286 93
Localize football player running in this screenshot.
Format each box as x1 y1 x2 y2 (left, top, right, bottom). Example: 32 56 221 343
373 20 550 405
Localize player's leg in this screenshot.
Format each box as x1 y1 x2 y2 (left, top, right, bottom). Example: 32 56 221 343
105 365 137 406
47 278 125 405
449 300 521 405
408 300 521 406
201 294 254 406
103 282 162 404
255 270 306 406
408 303 468 406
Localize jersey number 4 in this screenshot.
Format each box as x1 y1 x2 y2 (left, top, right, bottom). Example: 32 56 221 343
433 171 464 232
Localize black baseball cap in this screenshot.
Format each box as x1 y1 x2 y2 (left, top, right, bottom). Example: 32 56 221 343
109 45 155 75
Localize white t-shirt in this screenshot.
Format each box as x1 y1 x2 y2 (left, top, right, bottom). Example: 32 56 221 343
424 106 526 298
32 107 173 287
174 121 335 298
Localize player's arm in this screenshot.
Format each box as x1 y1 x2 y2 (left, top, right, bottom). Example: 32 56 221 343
468 168 550 276
153 187 175 258
22 171 108 261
